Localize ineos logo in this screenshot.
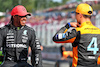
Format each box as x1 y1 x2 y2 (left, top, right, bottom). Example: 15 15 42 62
22 7 26 11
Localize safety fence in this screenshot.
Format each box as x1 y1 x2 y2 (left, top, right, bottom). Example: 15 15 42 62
32 20 72 47
31 14 100 47
96 14 100 28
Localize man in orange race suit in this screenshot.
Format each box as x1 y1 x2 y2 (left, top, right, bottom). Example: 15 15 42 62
53 3 100 67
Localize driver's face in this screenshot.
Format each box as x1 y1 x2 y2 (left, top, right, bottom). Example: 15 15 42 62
13 15 27 26
19 15 27 26
75 12 81 24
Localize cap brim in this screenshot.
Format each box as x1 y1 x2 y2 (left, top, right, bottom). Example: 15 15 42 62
27 12 31 16
17 12 31 16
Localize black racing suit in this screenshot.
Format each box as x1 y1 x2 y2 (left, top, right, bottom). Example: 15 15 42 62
0 24 42 67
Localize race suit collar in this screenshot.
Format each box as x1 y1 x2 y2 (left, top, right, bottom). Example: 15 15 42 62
10 24 25 30
80 21 92 27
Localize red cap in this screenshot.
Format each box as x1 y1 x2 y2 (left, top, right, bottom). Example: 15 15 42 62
11 5 31 16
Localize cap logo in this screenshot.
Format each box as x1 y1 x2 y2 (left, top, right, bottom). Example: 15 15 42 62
89 6 92 11
22 7 26 11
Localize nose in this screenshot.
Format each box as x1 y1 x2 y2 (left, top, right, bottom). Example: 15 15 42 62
23 17 27 19
21 17 27 21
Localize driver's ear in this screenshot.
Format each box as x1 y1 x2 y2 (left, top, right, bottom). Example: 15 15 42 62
80 13 83 18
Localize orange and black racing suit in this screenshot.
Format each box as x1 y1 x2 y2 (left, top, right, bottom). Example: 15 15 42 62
53 21 100 67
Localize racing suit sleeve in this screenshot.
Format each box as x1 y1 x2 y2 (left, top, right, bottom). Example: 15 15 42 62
0 28 4 50
53 23 77 43
30 30 42 67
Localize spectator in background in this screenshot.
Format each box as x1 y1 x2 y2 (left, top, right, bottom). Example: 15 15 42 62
60 43 73 60
70 13 76 22
60 43 66 60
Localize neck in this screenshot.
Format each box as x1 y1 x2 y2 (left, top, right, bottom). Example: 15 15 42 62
13 21 21 27
80 18 91 24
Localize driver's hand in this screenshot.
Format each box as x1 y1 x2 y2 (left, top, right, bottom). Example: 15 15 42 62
70 22 80 27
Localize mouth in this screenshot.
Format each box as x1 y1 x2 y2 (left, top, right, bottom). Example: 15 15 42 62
22 20 26 23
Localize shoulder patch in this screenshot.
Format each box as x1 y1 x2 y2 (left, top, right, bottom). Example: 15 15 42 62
26 25 34 31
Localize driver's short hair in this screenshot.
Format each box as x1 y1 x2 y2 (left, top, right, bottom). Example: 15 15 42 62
83 15 92 19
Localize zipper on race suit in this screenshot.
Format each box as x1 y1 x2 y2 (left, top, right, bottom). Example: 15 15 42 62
14 29 17 61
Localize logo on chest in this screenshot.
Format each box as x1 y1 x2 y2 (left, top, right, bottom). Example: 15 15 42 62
6 30 15 44
22 30 28 43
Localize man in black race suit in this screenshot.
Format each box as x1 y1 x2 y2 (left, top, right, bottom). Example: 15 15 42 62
0 5 42 67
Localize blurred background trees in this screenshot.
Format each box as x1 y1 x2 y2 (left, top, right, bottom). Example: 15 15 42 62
0 0 70 12
1 0 100 13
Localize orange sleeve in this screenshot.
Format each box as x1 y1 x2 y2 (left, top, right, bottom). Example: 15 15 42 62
53 26 77 43
54 37 76 43
97 56 100 64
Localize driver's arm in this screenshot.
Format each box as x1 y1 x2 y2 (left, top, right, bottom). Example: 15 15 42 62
30 30 42 67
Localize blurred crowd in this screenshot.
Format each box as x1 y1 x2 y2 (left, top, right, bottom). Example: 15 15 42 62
0 1 100 27
0 10 100 27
